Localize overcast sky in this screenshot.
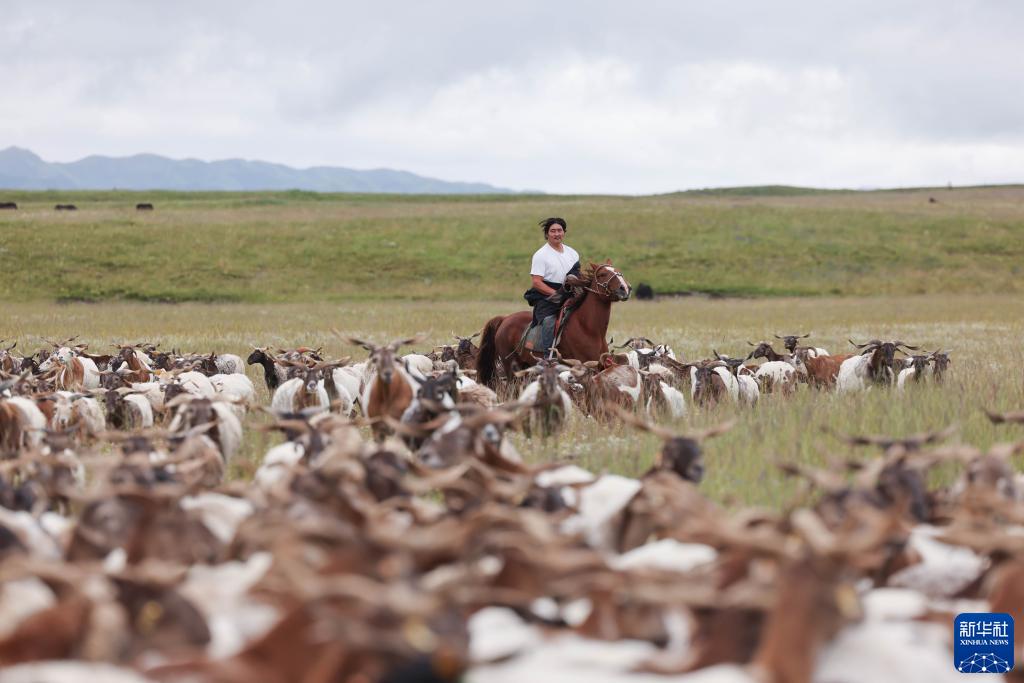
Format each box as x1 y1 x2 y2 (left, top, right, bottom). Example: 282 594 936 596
3 1 1023 194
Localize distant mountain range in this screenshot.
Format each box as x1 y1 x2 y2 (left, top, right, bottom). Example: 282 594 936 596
0 146 516 194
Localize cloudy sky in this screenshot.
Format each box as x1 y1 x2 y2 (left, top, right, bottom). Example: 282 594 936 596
3 1 1023 194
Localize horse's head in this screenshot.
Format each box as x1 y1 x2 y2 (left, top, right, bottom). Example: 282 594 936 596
586 260 631 301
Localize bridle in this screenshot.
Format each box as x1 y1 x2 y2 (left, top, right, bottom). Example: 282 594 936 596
584 264 629 299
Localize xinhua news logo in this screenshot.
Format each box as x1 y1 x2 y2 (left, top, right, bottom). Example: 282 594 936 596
954 613 1014 674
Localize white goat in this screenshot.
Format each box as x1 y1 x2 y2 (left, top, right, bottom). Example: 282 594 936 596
517 361 574 438
214 353 246 375
210 373 257 410
643 376 687 419
753 360 797 394
736 368 760 406
896 354 934 391
714 352 760 406
164 370 217 399
51 391 105 436
401 353 434 377
104 388 155 429
167 396 243 461
838 340 919 393
39 347 101 390
689 365 740 404
271 362 334 415
0 397 47 452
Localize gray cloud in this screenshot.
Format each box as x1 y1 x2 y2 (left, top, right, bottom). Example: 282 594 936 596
2 1 1023 193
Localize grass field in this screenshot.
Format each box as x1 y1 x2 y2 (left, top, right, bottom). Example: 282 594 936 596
1 186 1023 302
3 295 1022 508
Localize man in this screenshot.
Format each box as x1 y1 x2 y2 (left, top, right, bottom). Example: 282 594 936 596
524 217 582 355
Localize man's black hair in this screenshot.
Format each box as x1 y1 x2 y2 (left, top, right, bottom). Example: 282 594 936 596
539 217 567 236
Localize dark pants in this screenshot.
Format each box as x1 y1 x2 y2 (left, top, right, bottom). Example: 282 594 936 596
532 294 562 325
525 277 575 355
531 290 564 354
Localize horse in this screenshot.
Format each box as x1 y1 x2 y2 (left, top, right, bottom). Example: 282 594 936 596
476 260 631 388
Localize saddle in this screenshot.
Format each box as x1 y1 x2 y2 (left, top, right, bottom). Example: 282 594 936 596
517 284 586 356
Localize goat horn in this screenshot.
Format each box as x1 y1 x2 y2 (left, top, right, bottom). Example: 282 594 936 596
388 333 426 352
614 406 675 440
985 409 1024 425
687 419 737 442
463 407 520 428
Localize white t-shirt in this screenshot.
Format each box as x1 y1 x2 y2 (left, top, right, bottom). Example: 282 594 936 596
530 243 580 284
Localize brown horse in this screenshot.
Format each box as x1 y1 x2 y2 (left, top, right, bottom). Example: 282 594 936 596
476 261 631 387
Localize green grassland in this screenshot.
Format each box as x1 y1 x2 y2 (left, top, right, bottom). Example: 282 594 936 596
1 186 1022 302
2 296 1022 508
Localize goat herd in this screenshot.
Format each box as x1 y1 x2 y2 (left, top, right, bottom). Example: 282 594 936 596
0 329 1020 683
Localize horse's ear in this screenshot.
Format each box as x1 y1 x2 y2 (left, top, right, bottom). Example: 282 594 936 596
604 258 612 264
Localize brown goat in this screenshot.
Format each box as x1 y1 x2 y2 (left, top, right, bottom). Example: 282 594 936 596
112 345 153 383
454 331 481 370
793 352 854 389
346 334 421 440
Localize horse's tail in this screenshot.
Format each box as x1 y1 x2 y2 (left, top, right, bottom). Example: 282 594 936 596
476 315 505 388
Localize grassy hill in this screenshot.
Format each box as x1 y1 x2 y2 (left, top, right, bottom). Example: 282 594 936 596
0 186 1021 302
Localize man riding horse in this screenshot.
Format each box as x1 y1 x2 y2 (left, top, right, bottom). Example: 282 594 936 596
524 217 582 356
475 217 632 387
